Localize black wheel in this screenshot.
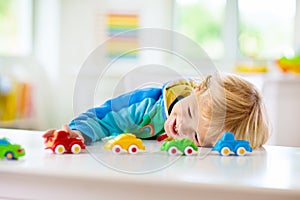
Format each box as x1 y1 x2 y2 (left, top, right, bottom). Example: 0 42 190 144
5 151 15 160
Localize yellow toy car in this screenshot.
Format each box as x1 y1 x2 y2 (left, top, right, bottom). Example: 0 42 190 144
103 133 146 155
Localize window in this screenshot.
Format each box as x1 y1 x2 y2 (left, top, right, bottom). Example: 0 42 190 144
0 0 32 56
175 0 297 60
239 0 296 58
174 0 226 59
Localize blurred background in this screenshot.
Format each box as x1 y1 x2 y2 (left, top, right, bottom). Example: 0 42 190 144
0 0 300 147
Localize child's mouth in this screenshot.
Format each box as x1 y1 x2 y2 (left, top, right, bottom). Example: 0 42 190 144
171 118 179 136
174 125 179 134
170 119 199 145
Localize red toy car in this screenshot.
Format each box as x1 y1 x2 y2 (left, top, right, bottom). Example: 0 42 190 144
44 130 86 154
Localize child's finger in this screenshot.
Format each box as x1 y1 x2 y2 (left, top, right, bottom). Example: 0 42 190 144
63 124 76 136
62 124 75 136
62 124 80 138
62 124 71 132
42 129 55 138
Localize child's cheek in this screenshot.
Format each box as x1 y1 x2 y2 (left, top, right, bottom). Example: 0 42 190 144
163 120 168 131
164 118 170 133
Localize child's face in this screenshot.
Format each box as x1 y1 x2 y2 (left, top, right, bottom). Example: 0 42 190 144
164 90 209 146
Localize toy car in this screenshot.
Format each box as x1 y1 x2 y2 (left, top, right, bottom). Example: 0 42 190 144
44 130 86 154
103 133 146 155
212 132 252 156
277 55 300 74
160 138 198 156
0 138 25 160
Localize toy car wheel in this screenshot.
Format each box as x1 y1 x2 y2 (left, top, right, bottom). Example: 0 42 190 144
71 144 82 154
5 151 15 160
128 144 138 155
220 147 231 156
112 145 123 155
54 144 66 154
184 146 194 156
168 146 179 155
236 147 246 156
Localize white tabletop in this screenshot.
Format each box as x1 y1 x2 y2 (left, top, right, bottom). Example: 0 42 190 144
0 128 299 200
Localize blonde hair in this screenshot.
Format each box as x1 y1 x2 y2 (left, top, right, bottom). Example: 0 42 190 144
197 73 270 149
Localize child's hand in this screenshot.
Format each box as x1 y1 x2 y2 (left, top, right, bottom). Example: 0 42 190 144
43 124 84 142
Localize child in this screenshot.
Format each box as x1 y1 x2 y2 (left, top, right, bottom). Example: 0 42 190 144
44 72 270 149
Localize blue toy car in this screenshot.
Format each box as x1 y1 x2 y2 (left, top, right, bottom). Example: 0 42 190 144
212 132 252 156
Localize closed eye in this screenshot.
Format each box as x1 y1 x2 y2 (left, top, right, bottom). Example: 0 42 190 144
188 107 192 118
194 132 199 143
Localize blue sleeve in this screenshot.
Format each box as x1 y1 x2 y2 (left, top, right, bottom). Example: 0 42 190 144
69 87 163 145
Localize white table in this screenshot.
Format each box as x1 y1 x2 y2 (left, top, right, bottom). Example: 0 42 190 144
0 128 299 200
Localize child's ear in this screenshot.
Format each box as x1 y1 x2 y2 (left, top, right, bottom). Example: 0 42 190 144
194 87 201 94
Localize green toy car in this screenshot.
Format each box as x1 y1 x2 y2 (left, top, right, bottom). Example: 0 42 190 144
0 138 25 160
160 138 198 156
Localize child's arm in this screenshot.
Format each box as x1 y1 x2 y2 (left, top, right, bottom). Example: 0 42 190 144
43 87 164 145
68 87 165 145
68 106 121 145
